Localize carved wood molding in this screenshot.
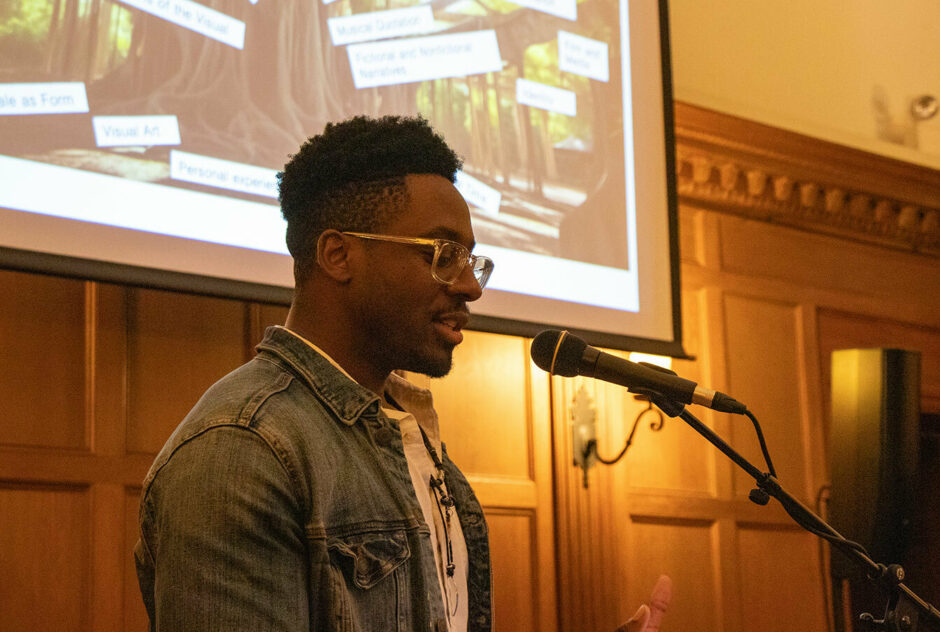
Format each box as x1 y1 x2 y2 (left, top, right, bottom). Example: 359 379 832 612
673 102 940 257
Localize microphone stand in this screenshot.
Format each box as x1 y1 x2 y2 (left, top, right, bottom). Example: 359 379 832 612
641 391 940 632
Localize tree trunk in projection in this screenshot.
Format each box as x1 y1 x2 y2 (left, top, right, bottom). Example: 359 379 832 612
86 1 346 166
79 0 427 166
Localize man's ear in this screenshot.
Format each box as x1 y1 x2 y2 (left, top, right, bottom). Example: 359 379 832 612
316 229 354 283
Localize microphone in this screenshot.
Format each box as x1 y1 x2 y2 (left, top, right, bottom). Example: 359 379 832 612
530 329 748 414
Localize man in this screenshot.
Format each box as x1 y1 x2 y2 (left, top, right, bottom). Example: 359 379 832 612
134 114 668 632
135 115 494 631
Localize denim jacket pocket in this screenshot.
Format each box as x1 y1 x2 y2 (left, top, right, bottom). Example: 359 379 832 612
328 529 410 589
327 529 413 631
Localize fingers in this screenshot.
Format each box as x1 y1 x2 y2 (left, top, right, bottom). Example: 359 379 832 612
615 604 650 632
646 575 672 632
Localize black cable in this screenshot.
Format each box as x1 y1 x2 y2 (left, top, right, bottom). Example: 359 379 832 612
815 485 835 632
775 497 870 559
744 409 777 477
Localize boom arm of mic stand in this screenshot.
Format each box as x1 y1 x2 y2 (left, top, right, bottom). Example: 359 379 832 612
644 392 940 632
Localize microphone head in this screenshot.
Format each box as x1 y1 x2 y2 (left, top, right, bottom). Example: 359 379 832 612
530 329 587 377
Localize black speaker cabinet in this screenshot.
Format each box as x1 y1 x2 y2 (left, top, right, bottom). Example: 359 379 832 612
829 348 921 628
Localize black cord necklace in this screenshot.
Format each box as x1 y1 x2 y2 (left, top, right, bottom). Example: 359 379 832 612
385 392 456 579
420 427 456 578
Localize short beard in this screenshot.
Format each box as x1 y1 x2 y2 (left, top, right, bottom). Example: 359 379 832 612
400 346 454 379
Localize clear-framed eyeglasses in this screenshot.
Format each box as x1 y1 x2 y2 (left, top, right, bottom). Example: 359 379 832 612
343 232 495 290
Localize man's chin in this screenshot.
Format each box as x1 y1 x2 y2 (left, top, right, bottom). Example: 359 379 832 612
404 348 454 379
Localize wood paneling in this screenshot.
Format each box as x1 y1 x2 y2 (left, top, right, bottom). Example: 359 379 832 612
487 511 538 632
627 517 721 632
124 489 148 632
430 330 558 632
553 105 939 632
0 484 90 632
717 214 940 303
431 331 533 480
735 524 828 631
249 304 292 351
0 274 292 631
723 295 811 498
0 270 87 450
125 288 247 455
608 379 716 496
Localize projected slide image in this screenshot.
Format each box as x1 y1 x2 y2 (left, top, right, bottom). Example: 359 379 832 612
0 0 630 272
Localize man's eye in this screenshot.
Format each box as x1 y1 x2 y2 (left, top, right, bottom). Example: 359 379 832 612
436 247 461 269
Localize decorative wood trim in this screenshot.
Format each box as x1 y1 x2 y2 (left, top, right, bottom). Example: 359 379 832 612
673 102 940 257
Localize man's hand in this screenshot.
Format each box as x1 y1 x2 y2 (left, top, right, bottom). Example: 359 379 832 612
616 575 672 632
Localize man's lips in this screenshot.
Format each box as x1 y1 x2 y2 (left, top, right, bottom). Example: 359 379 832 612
433 311 469 332
432 310 469 344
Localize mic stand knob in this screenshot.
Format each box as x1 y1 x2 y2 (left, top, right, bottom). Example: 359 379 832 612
748 488 770 505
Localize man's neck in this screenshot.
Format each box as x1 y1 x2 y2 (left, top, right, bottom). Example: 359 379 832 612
283 317 390 396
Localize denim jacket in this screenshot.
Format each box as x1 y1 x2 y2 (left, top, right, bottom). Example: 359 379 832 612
135 326 492 632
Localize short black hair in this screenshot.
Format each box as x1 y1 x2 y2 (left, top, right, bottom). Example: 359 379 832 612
278 115 463 282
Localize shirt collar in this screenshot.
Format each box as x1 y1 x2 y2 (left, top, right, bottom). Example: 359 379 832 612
384 372 442 451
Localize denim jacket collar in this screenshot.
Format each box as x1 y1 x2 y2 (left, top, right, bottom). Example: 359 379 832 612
256 326 381 425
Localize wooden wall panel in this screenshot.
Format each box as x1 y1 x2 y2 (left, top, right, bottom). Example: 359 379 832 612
723 295 811 498
427 330 558 632
249 304 292 350
0 270 87 450
0 484 90 632
487 511 538 632
430 331 532 479
0 276 292 631
735 525 828 631
618 289 717 495
125 288 248 455
593 375 716 495
717 215 940 302
124 489 148 632
626 518 721 632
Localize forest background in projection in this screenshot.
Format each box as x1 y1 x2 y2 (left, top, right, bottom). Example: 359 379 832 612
0 0 629 268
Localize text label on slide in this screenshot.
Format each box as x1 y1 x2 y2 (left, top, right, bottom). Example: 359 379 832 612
558 31 609 82
117 0 246 49
328 6 435 46
347 30 502 89
455 171 502 217
516 78 576 116
0 82 88 115
513 0 576 21
92 115 182 147
170 151 278 198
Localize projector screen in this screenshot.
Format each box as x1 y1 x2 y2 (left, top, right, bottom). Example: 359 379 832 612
0 0 683 354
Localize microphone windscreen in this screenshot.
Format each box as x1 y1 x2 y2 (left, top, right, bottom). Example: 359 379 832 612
530 329 587 377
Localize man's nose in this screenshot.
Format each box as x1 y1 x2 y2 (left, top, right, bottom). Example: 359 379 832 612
446 261 484 301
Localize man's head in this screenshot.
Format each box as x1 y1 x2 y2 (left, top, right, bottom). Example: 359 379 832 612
278 116 489 383
278 115 463 283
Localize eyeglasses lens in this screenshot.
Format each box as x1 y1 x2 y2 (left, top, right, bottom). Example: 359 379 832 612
432 242 464 283
431 241 493 289
472 257 493 289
